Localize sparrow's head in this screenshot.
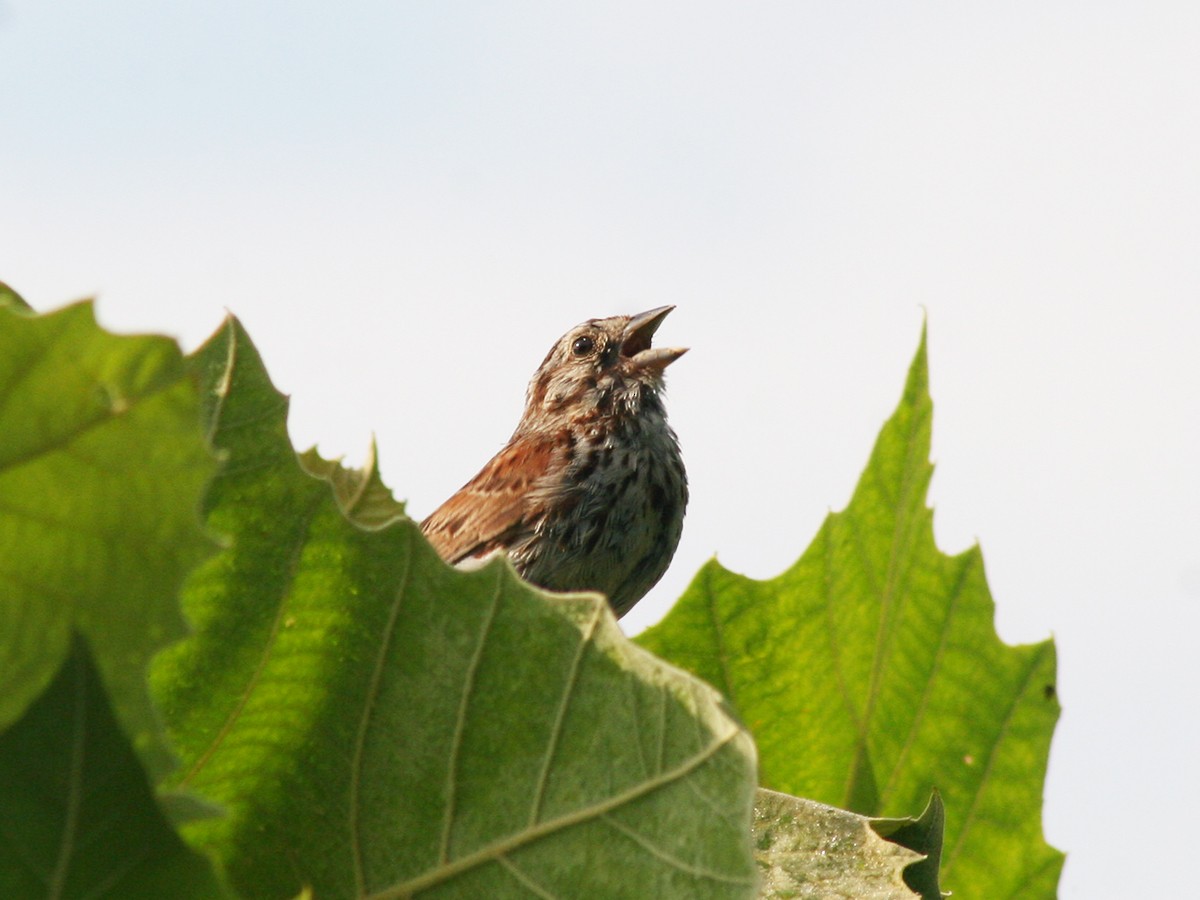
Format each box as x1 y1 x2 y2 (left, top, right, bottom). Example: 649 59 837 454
523 306 687 425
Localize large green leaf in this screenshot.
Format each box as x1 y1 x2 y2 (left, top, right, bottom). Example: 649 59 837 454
638 329 1063 896
153 318 758 899
0 635 230 898
0 301 216 781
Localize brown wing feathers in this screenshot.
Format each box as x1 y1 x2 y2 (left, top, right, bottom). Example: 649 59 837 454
420 436 556 564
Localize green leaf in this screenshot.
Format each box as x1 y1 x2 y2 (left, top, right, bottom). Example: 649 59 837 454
0 634 230 899
638 328 1063 896
297 441 407 529
153 317 758 900
0 281 34 313
0 301 217 782
753 789 922 900
871 791 944 900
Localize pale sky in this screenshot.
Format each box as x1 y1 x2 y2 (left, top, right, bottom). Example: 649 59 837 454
3 3 1198 896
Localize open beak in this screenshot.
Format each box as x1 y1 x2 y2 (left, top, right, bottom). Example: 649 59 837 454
621 306 688 373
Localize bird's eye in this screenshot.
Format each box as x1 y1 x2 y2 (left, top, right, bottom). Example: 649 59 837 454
571 335 595 357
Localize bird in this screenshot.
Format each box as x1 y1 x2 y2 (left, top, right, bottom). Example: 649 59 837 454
420 306 688 618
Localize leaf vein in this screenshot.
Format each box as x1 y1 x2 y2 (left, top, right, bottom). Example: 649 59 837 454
350 526 413 894
944 640 1054 870
702 564 738 708
601 813 757 885
0 367 185 474
496 856 561 899
374 721 743 899
178 487 327 787
48 644 87 898
438 565 504 864
528 602 602 826
881 551 974 800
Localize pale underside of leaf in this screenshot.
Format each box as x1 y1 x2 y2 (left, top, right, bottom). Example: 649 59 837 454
753 789 920 900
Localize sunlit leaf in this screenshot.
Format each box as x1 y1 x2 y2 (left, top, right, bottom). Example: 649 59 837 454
639 328 1062 896
153 317 758 899
0 301 216 781
0 281 33 313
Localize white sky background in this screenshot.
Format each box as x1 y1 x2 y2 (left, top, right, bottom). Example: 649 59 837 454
3 3 1198 895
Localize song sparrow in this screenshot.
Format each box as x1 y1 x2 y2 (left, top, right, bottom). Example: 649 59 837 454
421 306 688 618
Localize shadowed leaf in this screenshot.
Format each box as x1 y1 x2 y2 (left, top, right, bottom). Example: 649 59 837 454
871 791 944 899
0 635 230 898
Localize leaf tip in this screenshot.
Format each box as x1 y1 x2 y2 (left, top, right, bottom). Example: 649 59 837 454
0 279 34 313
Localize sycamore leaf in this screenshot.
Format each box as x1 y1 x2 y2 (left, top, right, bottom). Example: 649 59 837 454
152 317 758 900
638 328 1062 897
0 301 216 782
297 442 407 529
0 281 33 313
0 635 231 898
